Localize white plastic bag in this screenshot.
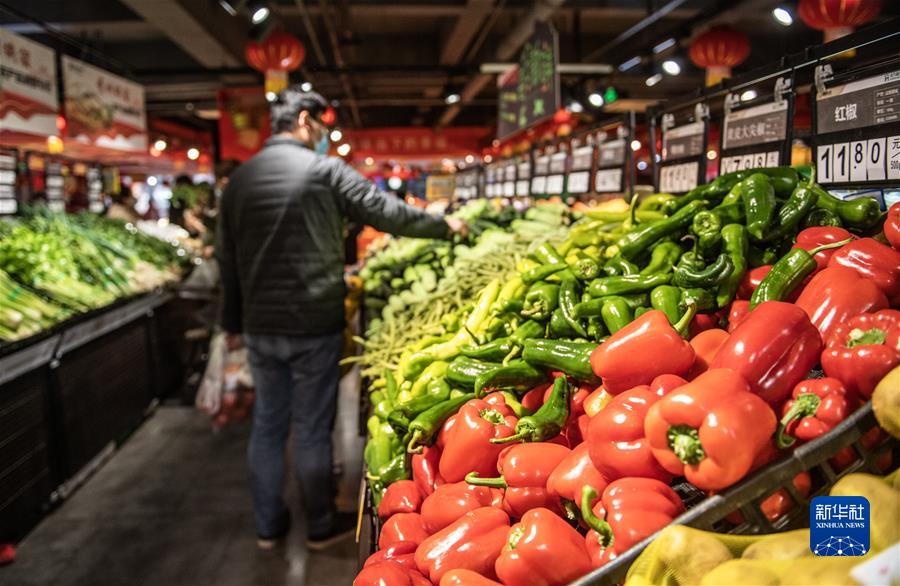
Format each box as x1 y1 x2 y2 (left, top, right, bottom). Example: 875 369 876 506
196 333 256 427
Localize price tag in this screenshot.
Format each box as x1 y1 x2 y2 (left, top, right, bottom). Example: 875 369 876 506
595 169 622 193
48 201 65 212
531 176 547 194
567 171 590 194
850 140 867 182
0 199 17 214
659 162 699 193
867 138 886 181
516 180 530 196
818 144 834 184
817 134 899 183
834 142 851 183
546 174 565 195
503 181 515 197
89 201 105 213
888 136 900 180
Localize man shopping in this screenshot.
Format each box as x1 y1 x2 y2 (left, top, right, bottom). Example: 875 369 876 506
216 88 466 550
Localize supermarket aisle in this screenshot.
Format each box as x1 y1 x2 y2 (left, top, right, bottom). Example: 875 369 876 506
2 370 365 586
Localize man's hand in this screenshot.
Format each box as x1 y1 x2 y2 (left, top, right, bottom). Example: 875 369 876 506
446 217 469 238
224 333 244 351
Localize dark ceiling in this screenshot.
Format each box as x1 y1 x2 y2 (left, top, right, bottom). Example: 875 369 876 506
1 0 898 131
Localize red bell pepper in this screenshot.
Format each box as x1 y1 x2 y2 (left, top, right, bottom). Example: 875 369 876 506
711 301 823 406
412 445 444 498
650 374 687 396
439 397 517 483
363 541 419 573
379 480 423 520
687 328 730 379
886 202 900 250
583 386 612 417
727 299 750 333
415 506 510 583
439 569 503 585
737 265 773 300
378 512 430 549
821 309 900 399
521 382 551 413
792 227 855 272
579 479 684 568
590 306 696 395
776 377 851 449
645 368 777 491
466 442 571 518
831 427 891 473
796 266 889 340
354 561 431 586
495 507 593 586
828 237 900 302
587 385 673 483
689 311 722 338
546 442 608 506
420 481 503 534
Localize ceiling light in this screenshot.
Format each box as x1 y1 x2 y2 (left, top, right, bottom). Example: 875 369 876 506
445 92 461 105
567 100 584 113
645 73 663 87
631 140 642 151
772 6 793 26
218 0 237 16
265 91 277 102
619 56 641 72
146 176 158 186
300 81 313 92
336 143 351 156
707 150 718 160
387 176 403 190
187 148 200 160
588 92 605 108
662 59 681 76
330 129 343 142
637 160 648 171
741 89 758 101
249 2 270 25
364 157 374 165
465 154 475 164
653 38 677 54
153 139 167 151
484 155 493 163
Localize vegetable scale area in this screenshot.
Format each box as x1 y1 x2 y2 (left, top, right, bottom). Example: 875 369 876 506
352 168 900 586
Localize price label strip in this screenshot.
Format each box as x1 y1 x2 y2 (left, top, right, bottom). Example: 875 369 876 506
546 150 568 195
595 138 627 194
0 149 17 215
658 111 708 194
813 66 900 187
531 154 551 196
720 79 792 175
517 158 531 196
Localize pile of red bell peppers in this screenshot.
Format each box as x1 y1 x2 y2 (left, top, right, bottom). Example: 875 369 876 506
355 198 900 586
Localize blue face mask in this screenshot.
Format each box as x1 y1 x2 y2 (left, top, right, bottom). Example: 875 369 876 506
315 132 329 155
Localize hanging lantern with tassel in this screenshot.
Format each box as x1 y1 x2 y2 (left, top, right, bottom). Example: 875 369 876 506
245 30 305 96
689 26 751 87
798 0 882 44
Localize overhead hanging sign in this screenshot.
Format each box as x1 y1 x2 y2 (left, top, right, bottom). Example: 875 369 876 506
0 26 58 138
61 55 147 152
813 65 900 187
497 21 560 139
720 78 793 174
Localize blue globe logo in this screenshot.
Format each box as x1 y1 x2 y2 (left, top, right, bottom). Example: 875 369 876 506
813 535 868 556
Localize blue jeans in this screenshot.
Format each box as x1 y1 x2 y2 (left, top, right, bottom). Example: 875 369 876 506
244 332 342 538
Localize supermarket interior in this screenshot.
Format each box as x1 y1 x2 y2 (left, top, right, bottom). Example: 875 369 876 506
0 1 899 585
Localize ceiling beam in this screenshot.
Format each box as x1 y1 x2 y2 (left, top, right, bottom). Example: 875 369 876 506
318 0 363 127
118 0 242 68
440 0 495 66
291 0 329 67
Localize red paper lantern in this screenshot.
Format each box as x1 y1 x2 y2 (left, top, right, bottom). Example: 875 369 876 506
689 26 751 87
321 106 337 126
798 0 882 43
245 30 305 96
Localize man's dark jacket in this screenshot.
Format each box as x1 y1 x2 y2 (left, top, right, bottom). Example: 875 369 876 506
216 136 448 336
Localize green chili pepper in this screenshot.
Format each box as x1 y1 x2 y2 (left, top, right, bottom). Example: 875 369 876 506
677 249 705 272
640 240 682 275
460 338 513 362
716 224 748 308
616 200 708 261
409 361 449 399
803 207 842 228
522 263 568 284
756 180 818 242
673 252 734 288
489 377 572 444
711 202 746 225
691 210 722 237
377 452 411 485
365 415 398 478
498 391 532 418
549 308 579 338
573 293 649 318
812 185 882 231
749 238 854 308
510 320 545 346
586 316 608 342
521 339 596 382
406 393 475 453
747 245 780 268
446 356 500 389
637 193 677 211
531 242 566 265
633 306 653 319
583 208 666 223
679 287 716 312
387 410 411 432
650 285 682 325
603 254 640 276
601 297 634 334
474 360 546 397
559 278 588 337
521 282 560 321
741 173 777 241
573 256 601 281
396 378 452 418
587 273 671 297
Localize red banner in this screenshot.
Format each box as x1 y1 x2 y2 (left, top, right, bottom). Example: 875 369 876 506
344 127 491 159
218 87 271 162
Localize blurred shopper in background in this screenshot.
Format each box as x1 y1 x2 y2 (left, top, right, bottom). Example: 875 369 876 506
106 188 141 223
216 87 466 551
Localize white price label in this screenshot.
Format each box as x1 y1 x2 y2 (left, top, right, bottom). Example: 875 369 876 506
817 135 898 183
0 170 15 185
531 176 547 194
766 151 780 166
0 198 17 214
516 180 530 196
48 200 65 212
867 138 886 181
595 169 622 193
546 174 565 195
503 181 515 197
89 201 105 213
850 141 867 182
834 142 850 182
818 144 833 184
888 136 900 180
659 162 699 193
567 171 591 194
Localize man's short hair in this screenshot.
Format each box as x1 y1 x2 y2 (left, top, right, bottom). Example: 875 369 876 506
270 87 328 134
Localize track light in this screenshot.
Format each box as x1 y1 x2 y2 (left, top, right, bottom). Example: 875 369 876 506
588 91 604 108
300 81 313 92
248 1 270 25
618 56 641 72
653 38 677 54
330 129 343 142
741 89 758 101
773 6 793 26
662 59 681 76
445 92 461 105
645 73 663 87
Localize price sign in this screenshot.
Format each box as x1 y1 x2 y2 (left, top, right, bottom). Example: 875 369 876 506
595 169 623 193
567 171 590 194
595 138 628 193
659 162 700 193
517 159 531 181
531 176 547 195
657 108 707 194
720 86 791 175
534 154 550 176
663 121 704 161
516 180 530 196
0 149 17 215
598 139 626 166
549 151 568 174
504 163 516 182
814 67 900 188
503 181 515 196
546 174 565 195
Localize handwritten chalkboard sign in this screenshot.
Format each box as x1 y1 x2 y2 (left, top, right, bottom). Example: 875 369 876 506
497 21 560 139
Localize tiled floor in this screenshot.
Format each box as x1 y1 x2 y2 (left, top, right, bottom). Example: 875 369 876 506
1 370 366 586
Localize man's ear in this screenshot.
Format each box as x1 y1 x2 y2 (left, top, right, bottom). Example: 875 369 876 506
297 110 310 127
